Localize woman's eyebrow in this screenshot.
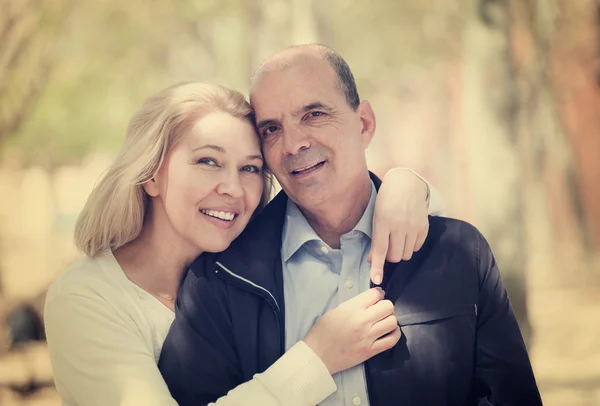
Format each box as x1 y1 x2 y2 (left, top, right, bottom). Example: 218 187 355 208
192 144 226 153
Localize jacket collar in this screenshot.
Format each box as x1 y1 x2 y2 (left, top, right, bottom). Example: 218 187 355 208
215 172 384 299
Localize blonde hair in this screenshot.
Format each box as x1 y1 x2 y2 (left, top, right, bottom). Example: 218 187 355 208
75 81 273 257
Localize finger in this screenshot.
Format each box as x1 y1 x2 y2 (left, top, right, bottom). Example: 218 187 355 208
414 223 428 251
370 220 390 285
370 313 399 339
365 299 395 323
402 231 417 261
343 287 384 310
371 325 402 355
386 231 406 263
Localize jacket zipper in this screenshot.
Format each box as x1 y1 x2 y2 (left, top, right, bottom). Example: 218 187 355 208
214 261 285 354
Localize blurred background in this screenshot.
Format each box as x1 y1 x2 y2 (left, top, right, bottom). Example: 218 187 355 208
0 0 599 404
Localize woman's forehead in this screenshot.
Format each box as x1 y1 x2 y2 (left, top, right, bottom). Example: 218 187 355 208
182 112 261 153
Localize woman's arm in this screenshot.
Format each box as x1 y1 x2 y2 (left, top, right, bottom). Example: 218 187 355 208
213 341 335 405
369 168 444 284
45 293 335 406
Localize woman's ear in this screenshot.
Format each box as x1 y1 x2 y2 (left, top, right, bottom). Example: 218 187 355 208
143 178 159 197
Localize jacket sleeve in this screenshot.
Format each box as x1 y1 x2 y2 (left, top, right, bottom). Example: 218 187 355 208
472 233 542 405
158 261 336 406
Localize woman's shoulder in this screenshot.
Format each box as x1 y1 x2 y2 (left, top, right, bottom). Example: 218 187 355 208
46 250 125 304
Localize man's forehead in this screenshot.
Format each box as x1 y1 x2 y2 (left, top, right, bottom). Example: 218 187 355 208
251 54 334 93
255 46 326 74
251 62 338 115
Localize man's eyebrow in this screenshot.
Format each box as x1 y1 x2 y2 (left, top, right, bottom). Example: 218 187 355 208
256 102 334 130
292 102 333 116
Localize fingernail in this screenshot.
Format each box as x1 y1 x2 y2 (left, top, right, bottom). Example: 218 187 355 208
373 274 382 285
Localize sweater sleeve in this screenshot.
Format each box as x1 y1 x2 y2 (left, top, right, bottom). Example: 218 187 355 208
401 168 445 216
426 183 444 216
45 293 335 406
213 341 336 406
45 293 179 406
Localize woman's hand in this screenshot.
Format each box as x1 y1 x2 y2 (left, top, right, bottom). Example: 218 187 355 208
369 168 431 285
303 288 400 374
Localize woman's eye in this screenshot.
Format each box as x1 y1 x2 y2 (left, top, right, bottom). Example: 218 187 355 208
241 165 261 174
197 157 218 166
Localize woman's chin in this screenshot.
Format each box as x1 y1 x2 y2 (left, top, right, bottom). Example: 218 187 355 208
199 238 234 254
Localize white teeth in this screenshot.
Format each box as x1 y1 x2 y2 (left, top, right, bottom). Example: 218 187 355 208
200 209 236 221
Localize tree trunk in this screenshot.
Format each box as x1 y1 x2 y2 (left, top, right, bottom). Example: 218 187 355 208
549 0 600 252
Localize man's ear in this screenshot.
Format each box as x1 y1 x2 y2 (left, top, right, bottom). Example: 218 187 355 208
357 100 376 148
143 177 159 197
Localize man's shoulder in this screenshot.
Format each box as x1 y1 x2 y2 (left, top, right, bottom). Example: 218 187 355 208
427 216 484 248
419 216 487 269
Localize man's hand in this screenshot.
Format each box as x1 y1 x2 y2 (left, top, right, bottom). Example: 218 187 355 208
369 168 430 285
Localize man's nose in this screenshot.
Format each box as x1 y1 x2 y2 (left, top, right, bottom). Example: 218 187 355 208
282 126 310 155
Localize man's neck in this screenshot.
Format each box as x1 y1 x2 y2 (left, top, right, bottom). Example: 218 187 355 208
298 173 372 249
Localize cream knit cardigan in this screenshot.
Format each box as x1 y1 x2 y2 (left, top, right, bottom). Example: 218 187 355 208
44 250 336 406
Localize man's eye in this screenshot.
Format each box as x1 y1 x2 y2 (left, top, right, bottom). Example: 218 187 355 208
310 111 324 117
263 126 279 136
197 158 218 166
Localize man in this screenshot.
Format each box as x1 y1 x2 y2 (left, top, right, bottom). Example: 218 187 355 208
159 45 541 405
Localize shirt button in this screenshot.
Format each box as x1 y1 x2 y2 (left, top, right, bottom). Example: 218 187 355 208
352 396 362 405
345 278 354 289
320 246 329 254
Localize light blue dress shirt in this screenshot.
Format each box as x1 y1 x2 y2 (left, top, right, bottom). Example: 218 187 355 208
281 182 377 406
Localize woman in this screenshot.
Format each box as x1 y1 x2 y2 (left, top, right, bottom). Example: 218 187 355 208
44 82 442 406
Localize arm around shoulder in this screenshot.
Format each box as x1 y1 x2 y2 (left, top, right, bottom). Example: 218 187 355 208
210 341 335 406
158 263 336 406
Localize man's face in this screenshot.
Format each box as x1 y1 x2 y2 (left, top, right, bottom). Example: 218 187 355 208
250 57 375 210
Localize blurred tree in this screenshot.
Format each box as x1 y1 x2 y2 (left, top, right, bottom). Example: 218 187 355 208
547 0 600 252
0 0 73 143
505 0 600 258
461 0 533 345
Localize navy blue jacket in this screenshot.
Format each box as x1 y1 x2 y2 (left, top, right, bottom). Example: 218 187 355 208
159 175 542 406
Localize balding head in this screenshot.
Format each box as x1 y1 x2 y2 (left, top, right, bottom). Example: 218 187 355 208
247 44 377 221
250 44 360 111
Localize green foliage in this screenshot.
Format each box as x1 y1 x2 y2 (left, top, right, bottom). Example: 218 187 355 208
1 0 469 168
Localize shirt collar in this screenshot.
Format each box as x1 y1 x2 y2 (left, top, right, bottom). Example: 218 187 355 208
281 181 377 262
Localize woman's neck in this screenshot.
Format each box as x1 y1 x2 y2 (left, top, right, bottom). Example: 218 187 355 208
113 218 201 302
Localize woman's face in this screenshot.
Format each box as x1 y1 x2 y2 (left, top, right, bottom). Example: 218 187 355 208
145 111 264 255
